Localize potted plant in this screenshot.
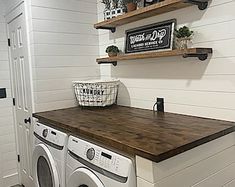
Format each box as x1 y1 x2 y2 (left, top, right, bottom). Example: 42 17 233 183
102 0 111 9
123 0 141 12
111 0 119 18
175 26 194 49
112 0 119 8
106 45 120 57
102 0 112 20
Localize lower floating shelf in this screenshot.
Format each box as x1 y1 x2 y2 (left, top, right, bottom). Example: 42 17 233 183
97 48 213 66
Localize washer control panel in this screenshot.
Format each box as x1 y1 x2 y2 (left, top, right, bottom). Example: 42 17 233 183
68 136 133 178
34 123 67 146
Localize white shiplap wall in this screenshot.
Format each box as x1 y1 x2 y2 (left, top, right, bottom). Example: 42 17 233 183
30 0 100 112
98 0 235 122
1 0 100 186
0 0 18 187
3 0 22 12
0 0 234 186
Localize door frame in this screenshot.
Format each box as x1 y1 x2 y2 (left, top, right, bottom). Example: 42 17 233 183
6 1 34 185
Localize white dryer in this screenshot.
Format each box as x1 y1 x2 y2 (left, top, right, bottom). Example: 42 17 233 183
66 136 136 187
32 122 68 187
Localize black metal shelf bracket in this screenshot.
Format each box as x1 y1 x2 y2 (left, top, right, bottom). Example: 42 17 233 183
184 0 209 10
183 53 208 61
98 61 117 66
96 26 116 33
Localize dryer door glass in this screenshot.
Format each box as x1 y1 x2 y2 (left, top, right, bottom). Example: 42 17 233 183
32 144 60 187
37 156 53 187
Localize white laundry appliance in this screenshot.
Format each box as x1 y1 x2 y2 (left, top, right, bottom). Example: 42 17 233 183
32 122 68 187
66 136 136 187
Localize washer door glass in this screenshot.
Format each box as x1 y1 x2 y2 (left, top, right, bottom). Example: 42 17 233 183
37 156 53 187
68 168 104 187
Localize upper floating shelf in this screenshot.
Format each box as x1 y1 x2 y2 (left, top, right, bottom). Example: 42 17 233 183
97 48 213 66
94 0 210 33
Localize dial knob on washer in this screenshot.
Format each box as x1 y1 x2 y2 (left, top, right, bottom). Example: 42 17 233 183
42 129 48 138
86 148 95 160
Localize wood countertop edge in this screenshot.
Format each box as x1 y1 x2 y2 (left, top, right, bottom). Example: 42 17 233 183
151 126 235 162
33 114 235 163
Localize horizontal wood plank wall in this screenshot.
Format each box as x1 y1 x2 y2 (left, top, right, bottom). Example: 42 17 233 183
97 0 235 121
3 0 22 12
0 1 19 186
136 133 235 187
30 0 100 112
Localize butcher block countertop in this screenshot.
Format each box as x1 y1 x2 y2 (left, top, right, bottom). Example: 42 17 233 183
33 106 235 162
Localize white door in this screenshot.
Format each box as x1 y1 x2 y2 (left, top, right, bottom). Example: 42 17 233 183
7 3 33 187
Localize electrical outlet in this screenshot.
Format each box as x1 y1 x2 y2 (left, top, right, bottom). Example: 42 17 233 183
0 88 6 99
157 98 164 112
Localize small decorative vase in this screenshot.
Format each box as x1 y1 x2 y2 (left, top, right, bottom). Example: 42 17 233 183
116 7 125 16
108 52 118 57
111 9 117 18
176 37 192 49
104 9 111 20
107 8 125 19
126 3 137 12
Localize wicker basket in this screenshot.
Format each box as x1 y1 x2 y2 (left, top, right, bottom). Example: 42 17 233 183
73 79 120 107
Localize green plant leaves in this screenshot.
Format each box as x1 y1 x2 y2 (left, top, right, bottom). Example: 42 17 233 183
106 45 120 53
175 26 194 38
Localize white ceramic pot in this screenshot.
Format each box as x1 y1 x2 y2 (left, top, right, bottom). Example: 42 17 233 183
104 10 111 20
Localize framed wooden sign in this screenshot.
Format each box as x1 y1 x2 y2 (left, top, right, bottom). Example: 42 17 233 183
125 19 176 54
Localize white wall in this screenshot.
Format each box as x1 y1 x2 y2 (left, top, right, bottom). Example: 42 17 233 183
0 0 100 186
98 0 235 122
29 0 100 112
3 0 22 12
0 0 18 186
0 0 233 186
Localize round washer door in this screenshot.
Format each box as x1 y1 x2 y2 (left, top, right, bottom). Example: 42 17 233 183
32 144 60 187
68 167 104 187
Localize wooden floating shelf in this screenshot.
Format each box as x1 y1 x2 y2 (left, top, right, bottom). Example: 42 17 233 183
97 48 213 66
94 0 209 32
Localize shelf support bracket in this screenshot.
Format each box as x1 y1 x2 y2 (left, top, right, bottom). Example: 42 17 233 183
183 53 208 61
98 61 117 66
184 0 209 10
96 26 116 33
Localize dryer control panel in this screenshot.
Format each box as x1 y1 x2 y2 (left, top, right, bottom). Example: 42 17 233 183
68 136 133 178
34 123 67 147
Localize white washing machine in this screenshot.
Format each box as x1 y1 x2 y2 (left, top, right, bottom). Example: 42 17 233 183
66 136 136 187
32 122 68 187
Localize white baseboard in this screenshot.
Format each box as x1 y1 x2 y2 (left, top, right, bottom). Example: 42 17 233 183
3 173 19 187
